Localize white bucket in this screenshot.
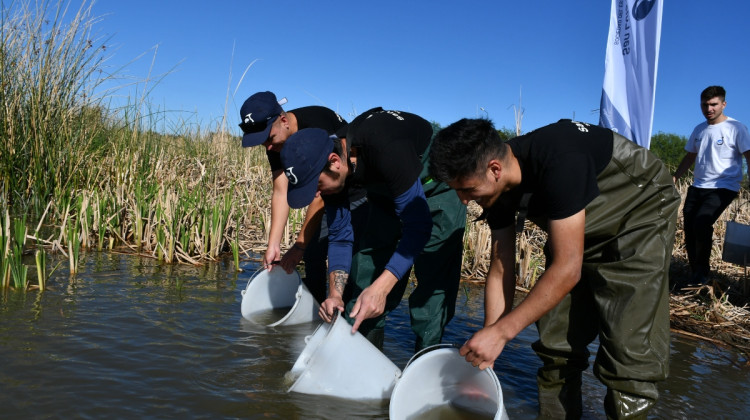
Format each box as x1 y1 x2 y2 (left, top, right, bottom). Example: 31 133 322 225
722 220 750 266
389 345 509 420
288 312 402 400
288 319 329 378
240 267 320 327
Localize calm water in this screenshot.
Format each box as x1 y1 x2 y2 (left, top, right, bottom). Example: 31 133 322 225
1 253 748 419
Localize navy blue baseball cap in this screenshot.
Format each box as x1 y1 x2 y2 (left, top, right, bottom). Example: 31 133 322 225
238 91 288 147
280 128 334 209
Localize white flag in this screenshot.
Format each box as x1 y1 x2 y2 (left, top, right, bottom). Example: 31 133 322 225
599 0 663 149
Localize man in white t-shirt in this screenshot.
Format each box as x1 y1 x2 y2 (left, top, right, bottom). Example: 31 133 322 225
673 85 750 283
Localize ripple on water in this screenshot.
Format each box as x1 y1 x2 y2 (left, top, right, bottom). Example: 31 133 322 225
0 253 748 419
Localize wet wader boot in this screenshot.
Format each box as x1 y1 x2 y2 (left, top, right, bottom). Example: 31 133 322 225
533 134 680 419
534 280 598 420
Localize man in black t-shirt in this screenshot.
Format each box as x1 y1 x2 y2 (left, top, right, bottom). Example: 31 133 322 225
335 108 466 351
238 91 364 303
428 118 680 419
279 108 467 352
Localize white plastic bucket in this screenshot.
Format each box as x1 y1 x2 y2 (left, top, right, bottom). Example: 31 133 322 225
288 319 329 378
722 220 750 266
240 267 320 327
389 345 509 420
288 312 402 400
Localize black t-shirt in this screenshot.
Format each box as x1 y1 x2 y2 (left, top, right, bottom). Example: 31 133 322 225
345 108 433 199
485 119 614 231
267 106 347 171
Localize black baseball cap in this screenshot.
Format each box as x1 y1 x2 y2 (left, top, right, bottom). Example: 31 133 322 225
238 91 288 147
280 128 334 208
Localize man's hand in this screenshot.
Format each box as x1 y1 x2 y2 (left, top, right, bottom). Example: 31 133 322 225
349 285 388 332
459 324 510 370
321 269 348 323
349 271 398 333
279 243 305 273
263 244 281 271
319 296 345 323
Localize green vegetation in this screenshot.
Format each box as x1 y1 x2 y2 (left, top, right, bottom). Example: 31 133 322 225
431 121 517 142
497 127 517 141
649 131 688 172
0 0 298 292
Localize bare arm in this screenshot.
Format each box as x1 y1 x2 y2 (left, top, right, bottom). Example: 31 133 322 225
673 152 697 184
319 269 348 323
278 195 325 273
483 225 517 326
461 209 585 369
264 169 290 270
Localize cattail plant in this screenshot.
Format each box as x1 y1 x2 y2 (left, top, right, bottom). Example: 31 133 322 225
1 209 11 290
9 217 28 290
67 220 80 275
35 247 46 291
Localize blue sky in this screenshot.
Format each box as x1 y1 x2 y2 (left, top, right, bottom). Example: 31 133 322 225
88 0 750 139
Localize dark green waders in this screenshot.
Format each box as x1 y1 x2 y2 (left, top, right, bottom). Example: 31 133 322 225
344 162 466 352
534 134 680 420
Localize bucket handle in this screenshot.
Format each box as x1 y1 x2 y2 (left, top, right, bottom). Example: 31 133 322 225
404 343 459 370
240 264 268 296
241 261 297 295
330 309 341 324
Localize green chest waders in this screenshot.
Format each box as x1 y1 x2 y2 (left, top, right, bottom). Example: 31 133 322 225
534 134 680 419
344 143 467 352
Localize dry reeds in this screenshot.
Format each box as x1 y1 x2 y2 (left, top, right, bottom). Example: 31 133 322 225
1 0 109 211
667 181 750 358
670 283 750 360
1 0 282 290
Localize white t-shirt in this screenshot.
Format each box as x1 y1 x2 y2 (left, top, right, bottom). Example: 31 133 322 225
686 117 750 191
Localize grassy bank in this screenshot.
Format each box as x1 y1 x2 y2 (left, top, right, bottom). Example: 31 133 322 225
0 0 305 288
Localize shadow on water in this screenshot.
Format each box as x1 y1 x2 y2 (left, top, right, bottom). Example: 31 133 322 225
1 253 748 419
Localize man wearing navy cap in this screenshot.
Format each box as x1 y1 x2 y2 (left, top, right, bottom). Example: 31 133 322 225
280 109 466 352
238 91 365 303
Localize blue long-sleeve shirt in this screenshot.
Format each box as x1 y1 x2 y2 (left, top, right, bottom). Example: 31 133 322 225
326 179 432 280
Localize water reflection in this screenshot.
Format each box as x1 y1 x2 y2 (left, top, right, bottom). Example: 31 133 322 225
0 253 747 419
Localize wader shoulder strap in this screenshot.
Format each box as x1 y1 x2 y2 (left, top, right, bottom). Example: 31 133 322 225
516 193 533 233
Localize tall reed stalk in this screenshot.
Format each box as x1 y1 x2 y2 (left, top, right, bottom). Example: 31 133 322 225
1 0 110 212
1 209 11 289
67 221 80 275
9 216 28 289
231 212 241 272
35 247 46 291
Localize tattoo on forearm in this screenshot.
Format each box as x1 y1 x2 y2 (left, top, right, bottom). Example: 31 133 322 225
332 270 348 295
